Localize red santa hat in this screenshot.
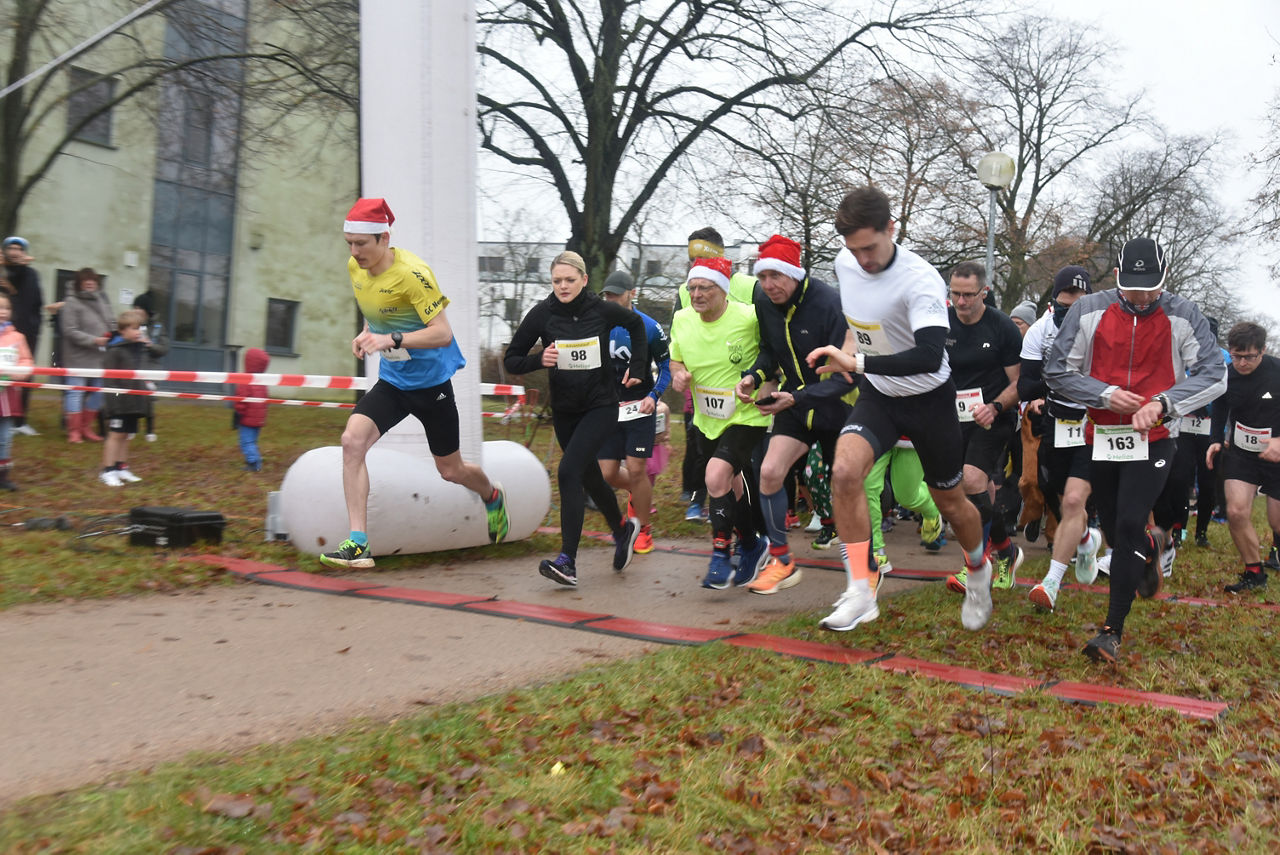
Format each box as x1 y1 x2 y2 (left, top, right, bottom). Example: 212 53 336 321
687 255 733 292
752 234 805 281
343 198 395 234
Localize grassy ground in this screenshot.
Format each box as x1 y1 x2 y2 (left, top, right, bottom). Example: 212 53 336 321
3 391 1279 851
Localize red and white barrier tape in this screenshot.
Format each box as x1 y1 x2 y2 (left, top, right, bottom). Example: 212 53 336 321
0 380 354 409
5 366 523 396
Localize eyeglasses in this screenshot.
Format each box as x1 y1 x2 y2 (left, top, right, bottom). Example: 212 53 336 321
1229 351 1263 363
687 283 720 294
948 290 983 301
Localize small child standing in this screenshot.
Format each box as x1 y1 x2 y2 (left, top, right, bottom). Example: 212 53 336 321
100 309 151 486
0 291 35 490
234 347 269 471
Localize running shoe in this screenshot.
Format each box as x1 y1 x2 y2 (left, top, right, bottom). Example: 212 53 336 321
1029 577 1060 611
1096 552 1112 576
1225 569 1268 593
1083 627 1121 663
874 548 893 575
1211 510 1228 524
1136 527 1165 599
747 556 802 594
1024 518 1041 543
880 516 895 533
1266 546 1280 572
993 545 1023 590
960 558 993 630
613 518 640 572
14 423 39 436
805 514 824 533
919 515 943 548
1074 527 1103 584
115 468 143 483
785 510 801 529
946 567 967 594
685 500 704 522
634 524 655 554
539 553 577 586
486 483 510 544
320 538 375 569
99 469 123 488
702 549 734 590
1194 533 1210 548
819 583 879 631
1160 539 1177 578
734 536 771 587
813 524 837 549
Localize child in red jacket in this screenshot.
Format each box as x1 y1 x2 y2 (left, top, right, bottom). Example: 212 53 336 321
234 348 269 471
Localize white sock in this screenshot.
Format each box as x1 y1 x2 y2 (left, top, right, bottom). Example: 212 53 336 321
1045 559 1069 586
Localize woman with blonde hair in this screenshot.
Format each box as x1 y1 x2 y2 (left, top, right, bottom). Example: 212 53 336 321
505 251 650 585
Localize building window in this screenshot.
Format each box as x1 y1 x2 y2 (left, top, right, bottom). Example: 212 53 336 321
182 90 215 165
524 256 540 274
645 258 663 277
67 67 115 146
265 298 299 354
478 256 506 274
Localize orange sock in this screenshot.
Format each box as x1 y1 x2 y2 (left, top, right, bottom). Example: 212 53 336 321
840 540 876 583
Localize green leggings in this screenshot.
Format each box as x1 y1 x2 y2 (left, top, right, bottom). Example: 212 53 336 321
864 446 938 552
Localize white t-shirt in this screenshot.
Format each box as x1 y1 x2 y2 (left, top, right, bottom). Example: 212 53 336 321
1022 309 1085 416
834 243 951 397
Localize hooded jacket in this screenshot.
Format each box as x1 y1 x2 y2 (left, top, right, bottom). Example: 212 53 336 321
102 332 150 418
0 322 34 418
235 348 271 427
1045 289 1226 443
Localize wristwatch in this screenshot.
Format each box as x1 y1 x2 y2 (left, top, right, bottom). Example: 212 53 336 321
1154 393 1171 416
391 331 403 349
991 400 1004 415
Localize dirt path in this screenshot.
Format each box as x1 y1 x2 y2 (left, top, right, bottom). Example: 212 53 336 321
0 528 958 805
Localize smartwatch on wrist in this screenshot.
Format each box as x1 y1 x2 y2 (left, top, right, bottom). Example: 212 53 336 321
991 400 1004 415
391 331 403 349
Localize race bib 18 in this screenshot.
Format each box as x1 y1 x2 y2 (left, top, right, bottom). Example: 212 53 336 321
1233 422 1271 453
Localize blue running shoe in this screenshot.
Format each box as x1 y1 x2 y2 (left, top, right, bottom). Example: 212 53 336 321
734 536 770 586
702 549 734 590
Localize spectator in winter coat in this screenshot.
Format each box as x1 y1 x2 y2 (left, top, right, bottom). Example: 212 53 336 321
234 347 270 471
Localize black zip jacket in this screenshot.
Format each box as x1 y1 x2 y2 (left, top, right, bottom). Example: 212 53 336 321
504 288 647 415
743 276 855 430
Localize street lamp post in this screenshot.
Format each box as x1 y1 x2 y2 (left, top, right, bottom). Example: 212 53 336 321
976 152 1016 294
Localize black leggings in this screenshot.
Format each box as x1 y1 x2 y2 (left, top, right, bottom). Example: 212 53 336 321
553 406 624 558
1090 438 1174 636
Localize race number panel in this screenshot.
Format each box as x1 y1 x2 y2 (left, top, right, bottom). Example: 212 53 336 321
1054 418 1086 448
1181 415 1211 436
848 319 891 357
1092 425 1148 462
618 400 647 422
0 346 18 368
554 338 602 371
695 385 734 420
955 388 983 423
1233 422 1271 453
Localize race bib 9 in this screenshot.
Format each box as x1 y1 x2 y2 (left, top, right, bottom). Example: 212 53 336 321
695 385 734 420
1054 418 1085 448
1233 422 1271 453
955 388 983 423
1092 425 1148 462
554 338 602 370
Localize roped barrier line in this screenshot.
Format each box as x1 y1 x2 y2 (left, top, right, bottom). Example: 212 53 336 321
0 380 356 408
186 555 1230 720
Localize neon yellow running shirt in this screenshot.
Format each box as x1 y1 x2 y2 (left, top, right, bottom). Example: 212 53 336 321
669 301 769 439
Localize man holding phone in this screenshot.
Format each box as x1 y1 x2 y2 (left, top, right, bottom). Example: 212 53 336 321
734 235 855 594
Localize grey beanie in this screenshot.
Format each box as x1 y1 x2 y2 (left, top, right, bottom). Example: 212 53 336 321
1010 300 1038 327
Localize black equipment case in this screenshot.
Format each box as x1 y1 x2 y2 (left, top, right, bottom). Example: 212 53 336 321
129 506 226 548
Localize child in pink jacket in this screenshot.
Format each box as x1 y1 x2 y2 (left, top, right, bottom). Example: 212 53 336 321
0 291 35 489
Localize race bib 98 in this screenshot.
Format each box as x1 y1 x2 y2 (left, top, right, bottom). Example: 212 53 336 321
554 338 601 371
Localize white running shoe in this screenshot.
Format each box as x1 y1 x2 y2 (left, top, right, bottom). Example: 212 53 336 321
116 469 142 483
99 470 123 487
1074 527 1103 584
819 581 879 631
961 559 993 630
14 424 39 436
805 514 824 533
1096 552 1112 576
875 548 893 575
